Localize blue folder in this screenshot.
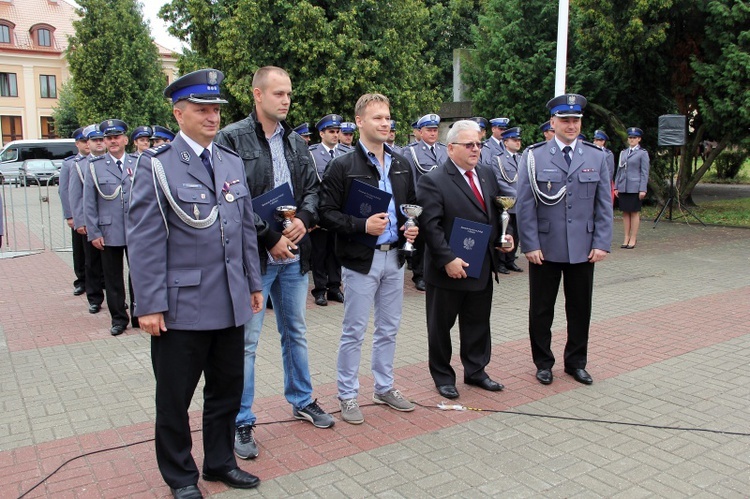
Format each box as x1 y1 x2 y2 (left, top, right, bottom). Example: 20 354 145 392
344 179 392 248
449 217 491 278
251 182 295 232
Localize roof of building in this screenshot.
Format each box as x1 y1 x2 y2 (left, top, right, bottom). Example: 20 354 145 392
0 0 79 52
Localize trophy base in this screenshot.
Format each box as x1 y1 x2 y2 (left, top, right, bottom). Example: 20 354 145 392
500 241 513 249
399 248 415 258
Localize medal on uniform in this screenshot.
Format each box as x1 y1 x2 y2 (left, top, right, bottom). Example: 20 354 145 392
193 204 200 219
222 180 240 203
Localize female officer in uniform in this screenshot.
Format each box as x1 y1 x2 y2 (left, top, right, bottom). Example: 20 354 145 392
615 127 650 249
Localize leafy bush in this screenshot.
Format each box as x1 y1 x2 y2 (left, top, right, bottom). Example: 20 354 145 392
715 150 747 179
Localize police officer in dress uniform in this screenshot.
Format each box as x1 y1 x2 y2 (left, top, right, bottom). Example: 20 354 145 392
516 94 613 386
540 120 555 142
294 122 312 145
339 121 356 149
493 126 524 273
386 119 400 154
127 69 264 498
71 125 106 314
593 129 616 204
308 114 346 306
84 119 137 335
614 127 650 249
480 117 510 166
151 125 175 147
403 113 448 291
470 117 489 142
59 127 90 296
409 120 422 145
131 126 153 154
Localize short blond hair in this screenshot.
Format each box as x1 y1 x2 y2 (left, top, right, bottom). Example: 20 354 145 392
355 93 390 118
252 66 290 91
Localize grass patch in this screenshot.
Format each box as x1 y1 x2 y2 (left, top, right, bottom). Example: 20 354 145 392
701 157 750 184
639 197 750 227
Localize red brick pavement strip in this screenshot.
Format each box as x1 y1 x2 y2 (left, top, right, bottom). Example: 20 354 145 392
6 286 749 498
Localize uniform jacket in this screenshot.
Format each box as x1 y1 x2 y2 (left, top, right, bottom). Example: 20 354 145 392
603 147 616 182
126 135 262 330
491 149 521 214
68 155 90 230
318 144 416 274
309 142 349 178
59 153 83 220
214 111 319 274
516 140 613 264
83 152 136 246
403 140 448 187
479 136 506 168
417 160 502 292
615 146 650 193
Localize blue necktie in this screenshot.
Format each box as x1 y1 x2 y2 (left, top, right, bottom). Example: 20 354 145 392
563 146 572 167
199 149 214 182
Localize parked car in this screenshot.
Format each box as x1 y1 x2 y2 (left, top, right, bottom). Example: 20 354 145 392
0 139 76 185
19 159 60 186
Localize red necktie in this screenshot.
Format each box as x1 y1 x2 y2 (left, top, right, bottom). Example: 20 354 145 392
465 170 486 211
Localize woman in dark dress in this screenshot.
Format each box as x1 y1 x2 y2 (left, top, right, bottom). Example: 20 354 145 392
614 128 650 249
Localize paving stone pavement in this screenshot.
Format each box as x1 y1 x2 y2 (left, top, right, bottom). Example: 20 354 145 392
1 199 749 497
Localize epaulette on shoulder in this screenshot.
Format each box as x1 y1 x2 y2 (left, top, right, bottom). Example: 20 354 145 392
142 143 171 157
526 141 547 151
90 154 106 162
338 144 353 151
128 152 140 159
215 142 239 157
405 142 417 148
64 154 77 162
308 143 321 151
437 141 447 147
582 141 602 150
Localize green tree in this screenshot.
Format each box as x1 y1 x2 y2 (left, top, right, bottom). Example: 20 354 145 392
51 80 79 139
66 0 171 130
159 0 443 142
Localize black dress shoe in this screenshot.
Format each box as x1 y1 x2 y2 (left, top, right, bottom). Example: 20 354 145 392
314 295 328 306
465 377 504 391
88 303 101 314
110 325 126 336
327 289 345 303
170 485 203 499
564 367 593 385
73 285 85 296
497 266 510 275
536 368 553 385
131 316 140 329
436 384 459 399
414 278 426 291
506 262 523 272
202 467 260 489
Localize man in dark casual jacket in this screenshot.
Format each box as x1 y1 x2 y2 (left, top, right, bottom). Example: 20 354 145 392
318 93 418 425
215 66 334 462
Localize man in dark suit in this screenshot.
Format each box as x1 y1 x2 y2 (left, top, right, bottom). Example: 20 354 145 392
417 120 514 400
516 94 613 386
128 69 264 498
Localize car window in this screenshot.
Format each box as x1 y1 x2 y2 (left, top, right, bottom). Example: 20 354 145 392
1 147 18 162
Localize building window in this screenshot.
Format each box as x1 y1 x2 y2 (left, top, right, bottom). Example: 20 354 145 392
0 73 18 97
1 115 23 143
0 24 10 44
40 75 57 98
40 117 56 139
37 28 51 47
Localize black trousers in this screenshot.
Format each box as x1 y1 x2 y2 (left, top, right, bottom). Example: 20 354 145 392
152 326 244 489
528 260 594 370
500 214 519 266
100 245 129 326
425 276 493 386
310 228 341 296
82 238 104 306
410 238 425 282
71 228 86 288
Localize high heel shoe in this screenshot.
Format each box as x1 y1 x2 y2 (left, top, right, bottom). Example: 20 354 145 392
625 243 637 249
620 242 630 249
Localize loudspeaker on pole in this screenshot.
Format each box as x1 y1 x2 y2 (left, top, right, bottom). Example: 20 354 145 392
658 115 687 147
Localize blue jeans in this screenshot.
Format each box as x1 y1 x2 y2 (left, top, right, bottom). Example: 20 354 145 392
236 261 314 426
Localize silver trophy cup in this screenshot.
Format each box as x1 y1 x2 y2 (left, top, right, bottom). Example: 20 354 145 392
493 196 516 248
399 204 423 256
275 205 299 254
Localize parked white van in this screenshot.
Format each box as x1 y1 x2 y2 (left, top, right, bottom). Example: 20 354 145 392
0 139 78 185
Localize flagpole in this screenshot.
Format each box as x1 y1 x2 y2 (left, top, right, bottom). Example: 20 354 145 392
555 0 569 95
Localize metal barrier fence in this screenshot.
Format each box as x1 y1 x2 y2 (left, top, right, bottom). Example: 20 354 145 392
0 173 73 257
